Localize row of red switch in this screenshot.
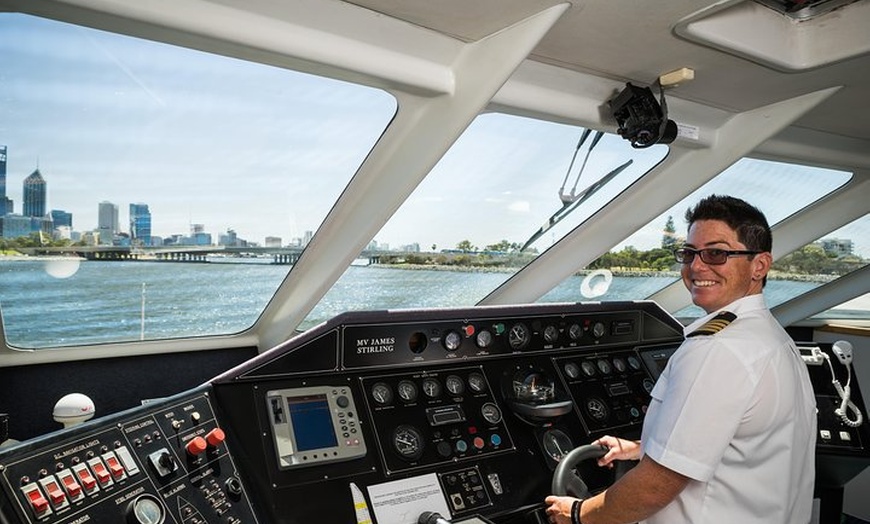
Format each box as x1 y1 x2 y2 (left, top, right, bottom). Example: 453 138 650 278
19 447 139 518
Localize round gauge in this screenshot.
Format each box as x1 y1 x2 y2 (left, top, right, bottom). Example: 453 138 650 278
480 402 502 424
511 369 554 403
542 428 573 462
613 357 627 373
475 329 493 349
585 398 609 421
392 425 424 461
371 382 393 405
627 355 642 370
643 378 655 394
596 359 612 375
543 325 559 344
591 321 606 338
563 362 580 379
568 323 583 341
443 330 462 352
507 322 531 351
581 361 596 377
422 378 442 398
397 380 418 402
445 375 465 395
468 372 487 393
130 495 165 524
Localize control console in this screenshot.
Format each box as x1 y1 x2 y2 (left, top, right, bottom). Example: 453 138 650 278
0 390 258 524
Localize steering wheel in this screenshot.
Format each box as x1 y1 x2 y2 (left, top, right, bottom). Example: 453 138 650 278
550 444 610 498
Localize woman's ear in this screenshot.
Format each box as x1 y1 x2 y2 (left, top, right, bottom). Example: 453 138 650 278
752 251 773 281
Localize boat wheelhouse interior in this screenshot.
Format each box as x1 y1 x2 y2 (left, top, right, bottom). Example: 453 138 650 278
0 0 869 523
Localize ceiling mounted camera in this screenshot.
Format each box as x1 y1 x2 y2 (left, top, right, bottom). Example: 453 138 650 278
609 82 678 148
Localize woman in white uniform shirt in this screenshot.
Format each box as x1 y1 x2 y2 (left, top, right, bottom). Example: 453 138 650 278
545 195 817 524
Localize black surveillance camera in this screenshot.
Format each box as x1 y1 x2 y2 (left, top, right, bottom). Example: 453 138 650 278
609 82 678 148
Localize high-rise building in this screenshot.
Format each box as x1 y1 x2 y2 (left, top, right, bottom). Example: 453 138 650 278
129 203 152 246
98 201 119 244
23 168 47 218
51 209 73 229
0 145 10 216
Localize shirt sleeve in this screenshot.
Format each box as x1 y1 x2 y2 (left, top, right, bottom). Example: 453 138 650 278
642 337 757 481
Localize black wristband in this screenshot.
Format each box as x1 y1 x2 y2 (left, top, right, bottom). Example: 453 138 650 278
571 498 584 524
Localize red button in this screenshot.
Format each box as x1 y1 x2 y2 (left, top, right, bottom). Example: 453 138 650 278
76 468 97 491
91 462 111 485
473 437 485 449
105 457 125 479
186 436 207 456
205 428 226 447
45 481 65 506
61 475 82 497
26 488 49 515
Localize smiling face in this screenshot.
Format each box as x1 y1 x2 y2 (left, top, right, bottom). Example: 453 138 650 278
681 219 772 314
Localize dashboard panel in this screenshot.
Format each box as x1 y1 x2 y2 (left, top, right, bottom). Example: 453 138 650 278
1 301 867 524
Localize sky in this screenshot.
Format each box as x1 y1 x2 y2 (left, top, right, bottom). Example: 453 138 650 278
1 13 865 256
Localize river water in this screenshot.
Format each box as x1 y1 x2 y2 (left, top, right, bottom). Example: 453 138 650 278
0 258 827 348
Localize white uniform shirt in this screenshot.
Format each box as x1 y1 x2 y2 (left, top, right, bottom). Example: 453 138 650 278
641 294 817 524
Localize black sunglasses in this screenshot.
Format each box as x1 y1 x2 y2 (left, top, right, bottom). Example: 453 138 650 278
673 247 760 265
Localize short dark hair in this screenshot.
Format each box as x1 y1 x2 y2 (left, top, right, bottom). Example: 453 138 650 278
684 195 772 253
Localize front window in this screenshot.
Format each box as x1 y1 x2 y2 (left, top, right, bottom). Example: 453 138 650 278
0 14 395 348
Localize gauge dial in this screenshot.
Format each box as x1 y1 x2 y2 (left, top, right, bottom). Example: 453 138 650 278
581 361 596 377
475 329 493 349
508 322 531 351
481 402 502 424
468 372 487 393
397 380 418 402
563 362 580 379
568 323 583 341
542 428 573 462
130 495 164 524
596 359 612 375
585 398 609 421
613 357 627 373
392 425 424 461
627 355 642 370
591 321 606 338
422 378 442 398
643 378 655 394
371 382 393 405
543 325 559 344
443 330 462 351
445 375 465 395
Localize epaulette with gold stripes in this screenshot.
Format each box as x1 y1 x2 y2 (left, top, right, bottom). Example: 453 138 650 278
687 311 737 338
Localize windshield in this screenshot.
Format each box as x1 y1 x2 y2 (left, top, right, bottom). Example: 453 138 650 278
0 14 395 348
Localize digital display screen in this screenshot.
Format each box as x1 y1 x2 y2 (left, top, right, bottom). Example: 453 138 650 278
640 346 678 380
287 395 338 452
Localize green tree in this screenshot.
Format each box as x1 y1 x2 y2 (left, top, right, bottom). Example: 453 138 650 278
456 240 476 253
484 240 512 253
661 215 678 249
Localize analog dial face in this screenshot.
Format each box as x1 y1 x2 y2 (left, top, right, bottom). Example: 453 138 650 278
480 402 502 424
445 375 465 395
397 380 418 402
371 382 393 405
468 372 487 393
568 323 583 341
543 325 559 343
422 378 442 398
628 355 642 370
613 357 627 373
643 378 655 394
475 329 493 348
586 398 609 421
563 362 580 379
508 323 531 351
592 321 606 338
581 361 596 377
596 359 612 375
443 330 462 351
542 428 573 462
131 495 164 524
392 425 424 461
511 369 554 402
